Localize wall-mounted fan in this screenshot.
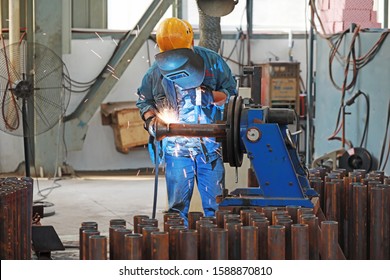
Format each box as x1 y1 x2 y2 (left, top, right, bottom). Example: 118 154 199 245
0 41 71 176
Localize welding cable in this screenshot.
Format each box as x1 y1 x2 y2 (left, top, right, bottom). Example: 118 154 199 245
378 99 390 171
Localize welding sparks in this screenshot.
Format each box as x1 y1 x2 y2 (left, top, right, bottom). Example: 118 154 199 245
157 108 178 124
90 49 102 59
95 32 104 42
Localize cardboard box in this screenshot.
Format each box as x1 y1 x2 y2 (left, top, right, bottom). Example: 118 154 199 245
101 101 149 153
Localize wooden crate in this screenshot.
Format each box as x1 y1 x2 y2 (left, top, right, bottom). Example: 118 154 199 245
101 101 149 153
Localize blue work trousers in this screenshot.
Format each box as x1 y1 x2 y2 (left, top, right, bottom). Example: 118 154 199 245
164 154 225 226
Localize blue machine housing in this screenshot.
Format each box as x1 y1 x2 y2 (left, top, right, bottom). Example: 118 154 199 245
219 98 318 208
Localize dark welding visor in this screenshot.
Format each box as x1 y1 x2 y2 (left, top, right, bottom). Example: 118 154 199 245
155 48 205 90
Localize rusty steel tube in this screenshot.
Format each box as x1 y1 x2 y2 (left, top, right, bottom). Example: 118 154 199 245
142 226 159 260
241 226 258 260
155 119 227 141
199 223 217 260
109 224 125 260
240 209 257 226
286 205 301 224
164 219 183 232
188 211 204 230
124 233 143 260
180 229 198 260
169 225 187 260
262 207 278 223
210 228 228 260
252 218 270 260
151 232 169 260
268 225 285 260
226 221 242 260
223 214 241 228
276 218 292 259
81 229 100 260
109 219 126 227
291 224 309 260
89 235 107 260
215 210 231 228
79 222 99 260
301 214 319 260
133 215 149 234
163 212 180 223
321 220 338 260
350 183 368 260
113 228 132 260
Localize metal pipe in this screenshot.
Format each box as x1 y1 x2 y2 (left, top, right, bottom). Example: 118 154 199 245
240 209 257 226
210 228 228 260
301 214 319 260
109 219 126 227
188 211 204 230
151 232 169 260
225 222 242 260
370 186 389 259
164 212 180 223
109 225 125 260
142 226 159 260
169 225 187 260
113 228 132 260
252 218 270 260
155 119 227 141
199 223 217 260
81 229 100 260
79 223 99 260
350 183 368 260
179 229 198 260
133 215 149 233
321 221 338 260
275 219 292 259
241 226 258 260
286 205 301 224
215 210 232 228
89 235 107 260
291 224 309 260
267 225 285 260
124 233 143 260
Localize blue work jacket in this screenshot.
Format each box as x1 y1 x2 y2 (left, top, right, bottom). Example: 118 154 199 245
136 46 237 163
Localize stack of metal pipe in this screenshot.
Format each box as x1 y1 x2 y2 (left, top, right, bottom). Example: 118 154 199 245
310 167 390 260
0 177 33 260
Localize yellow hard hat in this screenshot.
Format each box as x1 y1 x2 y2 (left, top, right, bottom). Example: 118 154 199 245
156 18 193 52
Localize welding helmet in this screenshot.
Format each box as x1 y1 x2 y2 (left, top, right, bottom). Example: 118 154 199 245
155 48 205 90
156 18 193 52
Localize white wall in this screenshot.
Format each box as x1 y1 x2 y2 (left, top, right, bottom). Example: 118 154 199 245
0 34 309 173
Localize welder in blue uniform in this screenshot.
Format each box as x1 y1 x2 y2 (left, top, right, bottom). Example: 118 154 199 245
136 17 237 226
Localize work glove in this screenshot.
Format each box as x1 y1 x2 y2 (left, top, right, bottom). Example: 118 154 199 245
144 115 157 138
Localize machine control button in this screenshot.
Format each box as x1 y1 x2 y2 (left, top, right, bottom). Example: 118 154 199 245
246 127 261 142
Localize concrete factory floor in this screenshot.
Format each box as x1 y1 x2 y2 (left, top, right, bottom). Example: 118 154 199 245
32 171 171 259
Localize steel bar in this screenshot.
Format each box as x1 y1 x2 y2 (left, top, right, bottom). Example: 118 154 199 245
79 222 99 260
133 215 149 233
89 235 107 260
169 225 187 260
142 226 159 260
301 214 319 260
188 211 204 230
321 221 338 260
241 226 258 260
210 228 228 260
252 218 270 260
325 179 343 246
81 229 100 260
196 219 213 256
124 233 143 260
225 221 242 260
291 224 309 260
179 229 198 260
268 225 285 260
109 225 125 260
350 183 368 260
151 232 169 260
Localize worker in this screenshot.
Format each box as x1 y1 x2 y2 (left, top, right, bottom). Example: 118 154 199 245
136 17 237 226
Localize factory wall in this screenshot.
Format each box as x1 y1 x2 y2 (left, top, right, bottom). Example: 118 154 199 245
0 35 309 175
